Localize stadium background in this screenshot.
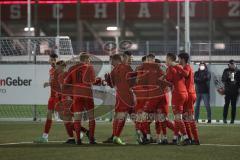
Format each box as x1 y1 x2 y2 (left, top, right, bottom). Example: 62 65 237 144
0 1 240 160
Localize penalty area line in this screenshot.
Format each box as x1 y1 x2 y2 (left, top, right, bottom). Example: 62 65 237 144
0 141 240 147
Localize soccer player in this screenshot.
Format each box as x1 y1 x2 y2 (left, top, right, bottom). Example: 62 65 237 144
34 53 58 143
134 54 161 144
155 59 175 144
165 53 190 145
177 53 200 145
103 51 134 144
65 53 96 145
104 54 134 145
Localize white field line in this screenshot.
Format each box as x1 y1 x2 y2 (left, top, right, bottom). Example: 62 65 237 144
0 141 240 147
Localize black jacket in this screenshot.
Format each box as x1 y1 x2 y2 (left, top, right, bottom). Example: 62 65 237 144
222 68 240 95
194 69 211 94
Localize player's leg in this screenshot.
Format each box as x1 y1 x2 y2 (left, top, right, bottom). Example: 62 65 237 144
172 94 190 145
113 112 127 145
188 94 200 145
86 101 96 144
34 97 56 143
72 97 83 145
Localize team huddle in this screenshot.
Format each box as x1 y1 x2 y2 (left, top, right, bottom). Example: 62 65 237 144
34 51 199 146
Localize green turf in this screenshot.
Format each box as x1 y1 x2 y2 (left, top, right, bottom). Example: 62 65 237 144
0 105 239 120
0 122 240 160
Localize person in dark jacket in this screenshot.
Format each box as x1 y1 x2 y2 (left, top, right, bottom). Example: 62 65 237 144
194 62 211 123
222 60 240 124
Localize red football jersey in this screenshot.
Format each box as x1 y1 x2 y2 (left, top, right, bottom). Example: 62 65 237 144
175 64 196 94
166 65 188 94
135 63 161 99
110 63 134 106
65 63 95 98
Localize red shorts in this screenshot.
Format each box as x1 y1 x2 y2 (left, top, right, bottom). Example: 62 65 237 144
115 96 134 113
48 97 59 110
171 92 188 114
184 93 196 114
156 94 169 115
72 97 94 112
135 97 160 113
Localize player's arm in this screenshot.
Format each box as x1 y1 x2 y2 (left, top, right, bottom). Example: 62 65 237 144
43 82 50 88
174 64 190 78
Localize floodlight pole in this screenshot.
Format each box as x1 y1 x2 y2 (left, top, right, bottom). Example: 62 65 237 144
177 1 180 55
184 0 190 57
27 0 31 61
116 1 120 52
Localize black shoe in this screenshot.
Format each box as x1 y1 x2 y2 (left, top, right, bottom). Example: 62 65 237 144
159 139 168 145
89 137 97 144
192 140 200 145
65 138 76 144
230 121 234 124
85 130 90 140
207 120 211 123
76 139 82 145
171 139 178 145
223 120 227 124
102 135 113 143
196 120 199 123
149 137 156 143
180 138 191 146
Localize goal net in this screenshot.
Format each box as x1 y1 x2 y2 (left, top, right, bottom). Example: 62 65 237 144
0 36 74 62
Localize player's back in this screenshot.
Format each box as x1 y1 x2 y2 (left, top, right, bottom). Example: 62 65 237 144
166 65 187 94
49 67 57 98
67 63 95 98
184 64 196 94
135 63 161 98
111 63 134 106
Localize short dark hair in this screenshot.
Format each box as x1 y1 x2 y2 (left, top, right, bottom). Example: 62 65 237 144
147 53 155 59
155 59 161 63
49 53 58 59
142 56 147 62
166 53 176 61
79 52 90 62
178 52 190 63
56 60 66 67
229 59 235 64
123 51 132 57
111 54 122 62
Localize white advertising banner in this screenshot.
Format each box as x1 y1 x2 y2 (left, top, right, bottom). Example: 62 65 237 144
0 64 239 106
0 64 50 105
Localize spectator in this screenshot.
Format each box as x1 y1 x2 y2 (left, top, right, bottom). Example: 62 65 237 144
194 62 211 123
221 60 240 124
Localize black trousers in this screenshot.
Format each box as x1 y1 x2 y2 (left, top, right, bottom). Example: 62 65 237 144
223 94 238 122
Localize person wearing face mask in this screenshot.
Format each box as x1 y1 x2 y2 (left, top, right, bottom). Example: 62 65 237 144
221 60 240 124
194 62 211 123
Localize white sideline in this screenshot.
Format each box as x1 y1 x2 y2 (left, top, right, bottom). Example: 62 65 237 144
0 141 240 147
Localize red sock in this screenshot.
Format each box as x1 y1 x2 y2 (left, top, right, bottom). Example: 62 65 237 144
173 120 179 136
112 119 118 136
166 120 175 131
160 121 167 136
155 121 161 135
142 121 149 135
44 119 52 134
175 120 187 136
184 121 192 140
73 121 81 140
80 127 88 133
64 122 74 138
190 121 199 141
135 121 141 131
89 120 96 141
115 119 126 137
